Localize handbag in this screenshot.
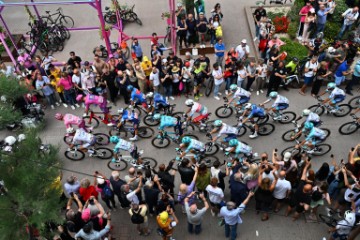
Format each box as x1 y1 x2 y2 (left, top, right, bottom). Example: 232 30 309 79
179 81 184 91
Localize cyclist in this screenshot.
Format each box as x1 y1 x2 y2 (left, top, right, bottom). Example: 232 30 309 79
68 128 96 155
238 103 266 139
260 91 289 120
184 99 208 127
209 120 238 145
226 84 251 109
296 122 327 151
115 108 140 141
153 114 183 136
225 139 255 160
146 92 169 115
177 136 206 163
318 82 346 113
127 85 149 111
328 210 356 240
76 94 108 118
109 136 143 166
296 109 321 127
55 113 88 132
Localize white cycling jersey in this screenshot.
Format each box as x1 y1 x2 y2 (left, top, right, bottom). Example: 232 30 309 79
218 124 238 137
234 87 251 98
306 112 320 123
272 95 289 107
329 87 345 99
72 129 93 144
189 102 208 116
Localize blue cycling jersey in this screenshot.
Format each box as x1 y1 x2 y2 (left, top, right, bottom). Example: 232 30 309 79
153 93 168 108
248 105 265 118
305 127 326 141
131 88 146 103
185 139 205 153
159 115 178 130
114 139 133 153
121 110 139 123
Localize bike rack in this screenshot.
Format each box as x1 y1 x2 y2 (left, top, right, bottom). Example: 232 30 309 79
0 0 177 66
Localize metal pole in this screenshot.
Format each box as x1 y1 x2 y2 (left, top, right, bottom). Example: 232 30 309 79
95 0 111 56
0 33 17 66
169 0 176 54
0 15 18 52
30 0 41 19
115 0 123 44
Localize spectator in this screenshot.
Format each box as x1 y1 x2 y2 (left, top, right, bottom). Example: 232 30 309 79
346 60 360 95
212 62 224 100
157 192 175 214
175 2 187 24
134 64 147 93
196 163 211 196
177 16 188 49
223 57 236 95
152 161 175 196
129 203 150 236
256 58 267 95
82 197 106 231
236 62 247 88
181 61 193 97
253 2 267 40
273 170 291 213
316 4 334 34
309 182 331 220
206 177 224 216
338 6 359 39
109 171 129 208
171 64 181 97
94 173 116 210
75 213 111 240
299 55 319 95
178 165 198 213
131 38 143 62
115 70 130 104
58 71 78 109
298 1 314 40
334 59 353 86
63 175 81 198
149 67 161 93
266 61 286 97
301 9 316 44
210 3 223 20
65 194 85 233
186 14 197 48
121 175 143 205
196 12 208 48
177 158 195 185
245 60 257 91
116 56 128 71
79 178 98 204
161 59 174 101
229 167 249 206
209 14 221 47
157 207 179 240
102 68 118 105
184 192 209 234
143 173 162 215
67 51 82 69
311 61 332 97
219 192 254 240
92 54 106 79
267 34 285 50
214 38 226 67
210 160 229 191
235 39 250 61
35 72 60 110
141 56 153 85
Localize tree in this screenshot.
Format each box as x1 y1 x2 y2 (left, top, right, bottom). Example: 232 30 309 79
0 75 28 129
0 128 62 240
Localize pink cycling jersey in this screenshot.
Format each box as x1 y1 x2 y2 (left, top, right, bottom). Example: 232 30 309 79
63 114 84 128
84 94 107 110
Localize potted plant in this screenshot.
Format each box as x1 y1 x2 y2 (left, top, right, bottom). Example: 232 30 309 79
161 12 171 25
99 24 112 40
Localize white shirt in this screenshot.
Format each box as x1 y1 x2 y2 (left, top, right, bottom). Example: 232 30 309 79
306 112 320 122
304 61 318 78
42 56 55 70
234 87 251 98
206 185 224 204
344 184 360 202
237 69 247 82
218 124 238 136
212 67 224 86
272 95 289 107
72 73 84 86
182 66 192 79
126 190 139 204
256 64 267 78
329 87 345 98
273 178 291 199
343 8 359 25
150 71 160 86
235 44 250 59
189 102 207 116
72 129 93 144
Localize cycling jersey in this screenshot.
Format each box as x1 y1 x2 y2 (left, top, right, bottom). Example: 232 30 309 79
84 94 107 112
235 141 253 156
159 115 178 130
185 139 205 153
153 93 169 109
306 112 320 123
271 95 289 108
248 105 265 118
130 88 146 104
189 102 208 117
328 87 345 99
285 61 297 74
121 110 139 125
63 114 84 129
114 138 134 153
305 127 326 141
233 87 251 98
218 124 238 137
72 129 95 148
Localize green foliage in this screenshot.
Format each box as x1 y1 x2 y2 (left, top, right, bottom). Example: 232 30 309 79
0 103 23 129
0 76 28 102
323 21 341 42
280 37 308 62
267 10 286 20
0 38 13 55
0 129 62 239
330 0 348 25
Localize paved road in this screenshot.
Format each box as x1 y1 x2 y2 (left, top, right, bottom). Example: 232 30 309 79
1 0 359 239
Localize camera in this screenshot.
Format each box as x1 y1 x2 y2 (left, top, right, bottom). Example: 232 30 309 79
89 199 94 205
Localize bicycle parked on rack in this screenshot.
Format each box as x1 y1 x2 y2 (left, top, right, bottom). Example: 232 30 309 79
339 115 360 135
41 7 74 28
103 4 142 26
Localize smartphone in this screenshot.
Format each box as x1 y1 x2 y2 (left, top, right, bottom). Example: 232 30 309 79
70 192 74 197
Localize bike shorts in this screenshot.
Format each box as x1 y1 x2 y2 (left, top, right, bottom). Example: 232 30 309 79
78 120 86 130
130 145 139 160
81 137 96 149
174 123 183 136
331 95 345 104
194 77 204 87
100 106 110 114
223 134 237 142
131 119 140 128
309 136 324 145
310 121 321 127
275 103 289 111
331 232 348 240
236 96 250 105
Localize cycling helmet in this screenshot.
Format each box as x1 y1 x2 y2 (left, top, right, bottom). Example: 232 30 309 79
185 99 194 106
182 136 192 144
229 139 239 147
304 122 314 130
4 136 16 146
0 95 6 102
213 120 223 127
55 113 63 120
292 57 299 63
327 82 336 89
153 114 161 120
229 84 238 92
118 108 124 114
66 127 75 134
18 134 26 142
127 85 134 92
110 136 119 144
269 91 278 98
76 94 84 102
244 103 252 110
302 109 311 117
344 211 356 226
146 92 154 98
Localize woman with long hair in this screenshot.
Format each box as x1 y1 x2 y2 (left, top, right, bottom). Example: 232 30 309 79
196 162 210 197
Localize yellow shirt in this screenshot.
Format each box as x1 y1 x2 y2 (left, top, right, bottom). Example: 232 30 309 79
49 68 63 93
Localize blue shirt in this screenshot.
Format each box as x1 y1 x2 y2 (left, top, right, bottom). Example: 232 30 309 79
354 61 360 77
130 88 146 103
219 204 246 225
214 42 225 57
35 76 54 96
75 225 110 240
335 61 349 77
131 43 143 57
153 93 168 108
317 8 331 24
121 110 139 123
248 105 265 118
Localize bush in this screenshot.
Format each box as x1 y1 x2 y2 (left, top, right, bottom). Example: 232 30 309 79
280 37 308 62
286 0 302 39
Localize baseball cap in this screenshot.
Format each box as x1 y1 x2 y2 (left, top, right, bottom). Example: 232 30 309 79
283 152 292 162
241 39 247 44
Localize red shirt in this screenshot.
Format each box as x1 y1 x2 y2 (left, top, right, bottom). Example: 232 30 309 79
79 186 98 201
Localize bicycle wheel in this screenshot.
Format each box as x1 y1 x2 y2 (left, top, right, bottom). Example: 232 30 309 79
258 123 275 136
83 116 100 128
143 115 160 126
151 136 171 148
348 96 360 109
107 159 128 171
108 128 128 138
94 133 110 145
308 105 325 116
201 155 219 168
127 12 137 22
282 129 300 142
63 135 73 144
204 142 219 155
233 125 247 137
339 122 359 135
321 128 331 139
255 115 269 125
138 127 154 138
281 146 301 157
60 16 74 28
143 157 157 168
94 147 113 159
171 111 185 119
333 104 352 117
205 77 214 97
64 150 85 161
318 214 338 228
40 16 53 26
312 144 332 156
215 106 233 118
279 111 296 124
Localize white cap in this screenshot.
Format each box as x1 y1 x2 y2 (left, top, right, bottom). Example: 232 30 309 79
283 152 292 162
241 39 247 44
162 58 168 63
97 177 105 184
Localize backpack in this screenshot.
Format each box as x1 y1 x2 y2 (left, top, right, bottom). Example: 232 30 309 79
131 208 144 224
102 184 113 199
311 190 323 202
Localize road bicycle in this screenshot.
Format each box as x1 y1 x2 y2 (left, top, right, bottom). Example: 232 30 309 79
171 148 219 170
41 7 74 28
215 97 245 118
63 132 110 145
124 103 150 117
108 124 154 139
83 108 119 129
107 151 157 171
308 97 352 117
339 115 360 135
281 139 331 157
143 104 180 126
264 108 297 124
151 129 198 148
64 145 113 161
235 120 275 138
205 76 215 97
282 120 331 142
183 113 215 133
203 133 234 156
103 4 142 26
318 207 341 228
348 93 360 109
